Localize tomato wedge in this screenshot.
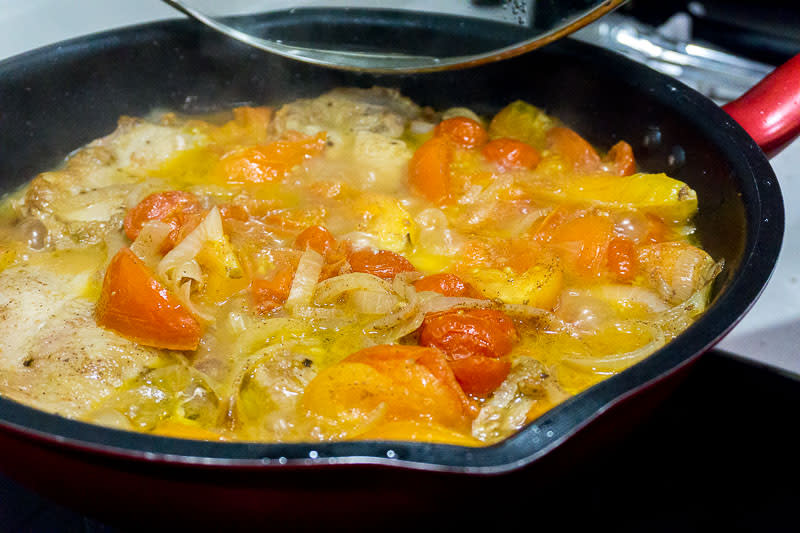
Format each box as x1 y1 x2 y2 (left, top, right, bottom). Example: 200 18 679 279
95 248 202 350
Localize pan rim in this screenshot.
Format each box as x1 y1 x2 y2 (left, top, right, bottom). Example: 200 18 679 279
0 19 785 474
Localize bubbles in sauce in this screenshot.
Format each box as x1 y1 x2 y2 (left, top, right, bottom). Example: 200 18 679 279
18 218 47 250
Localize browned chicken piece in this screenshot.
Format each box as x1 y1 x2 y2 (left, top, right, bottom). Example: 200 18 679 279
18 117 204 249
0 265 158 418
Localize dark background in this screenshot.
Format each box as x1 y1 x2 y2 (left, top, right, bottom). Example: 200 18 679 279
621 0 800 66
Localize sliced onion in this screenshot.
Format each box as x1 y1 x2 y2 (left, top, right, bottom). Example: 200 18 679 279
638 242 720 304
418 295 493 315
671 246 710 303
472 356 545 443
563 329 666 374
233 317 309 358
177 279 214 322
222 344 294 429
648 286 711 337
314 272 393 304
463 176 514 225
392 270 423 288
285 248 323 310
349 290 401 315
130 220 171 267
291 306 348 320
158 206 224 283
368 286 419 330
409 120 434 134
364 286 427 343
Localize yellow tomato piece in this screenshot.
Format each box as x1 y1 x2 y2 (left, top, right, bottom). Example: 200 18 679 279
196 236 243 279
352 193 418 253
469 259 563 309
195 233 247 304
488 100 555 150
303 362 394 438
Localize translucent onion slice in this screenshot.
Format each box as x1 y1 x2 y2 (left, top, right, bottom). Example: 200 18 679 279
349 290 401 315
291 306 347 320
418 295 493 315
472 356 546 443
129 220 171 267
562 329 667 374
368 285 420 330
285 249 323 310
314 272 393 304
158 206 225 283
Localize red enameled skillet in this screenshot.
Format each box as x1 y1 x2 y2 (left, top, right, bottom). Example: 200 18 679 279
0 16 796 528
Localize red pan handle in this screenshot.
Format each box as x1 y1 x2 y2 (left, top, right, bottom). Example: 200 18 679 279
722 53 800 159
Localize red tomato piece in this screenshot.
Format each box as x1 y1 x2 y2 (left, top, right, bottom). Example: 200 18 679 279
252 264 295 314
482 138 541 171
413 273 485 299
448 355 511 397
419 308 517 361
295 225 337 256
607 236 637 282
546 126 601 172
123 191 203 251
434 117 489 149
344 344 479 421
604 140 637 176
95 248 202 350
219 131 326 184
408 136 453 205
348 248 416 280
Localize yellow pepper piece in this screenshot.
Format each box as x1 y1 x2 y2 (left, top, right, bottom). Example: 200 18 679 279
540 172 698 223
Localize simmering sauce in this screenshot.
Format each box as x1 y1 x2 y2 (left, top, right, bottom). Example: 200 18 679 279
0 88 719 445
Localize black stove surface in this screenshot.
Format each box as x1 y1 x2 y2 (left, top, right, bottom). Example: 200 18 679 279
2 349 799 532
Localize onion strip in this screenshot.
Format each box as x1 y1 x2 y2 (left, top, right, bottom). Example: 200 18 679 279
563 330 667 374
314 272 393 304
285 249 323 310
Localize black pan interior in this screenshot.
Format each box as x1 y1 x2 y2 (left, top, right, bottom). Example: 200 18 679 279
0 19 784 472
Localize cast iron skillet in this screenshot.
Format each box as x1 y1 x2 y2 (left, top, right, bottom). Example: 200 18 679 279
0 18 788 526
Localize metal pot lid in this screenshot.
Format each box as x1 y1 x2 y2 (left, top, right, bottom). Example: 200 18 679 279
162 0 625 72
